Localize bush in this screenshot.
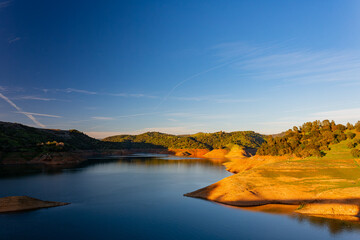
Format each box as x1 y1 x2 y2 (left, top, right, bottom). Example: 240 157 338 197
347 142 357 149
351 149 360 158
347 123 354 130
356 125 360 132
347 132 356 139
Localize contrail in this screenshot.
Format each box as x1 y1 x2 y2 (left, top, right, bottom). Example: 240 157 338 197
15 112 61 118
155 57 245 109
0 93 46 128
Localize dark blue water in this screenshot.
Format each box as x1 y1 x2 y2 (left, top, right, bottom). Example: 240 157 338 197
1 154 360 240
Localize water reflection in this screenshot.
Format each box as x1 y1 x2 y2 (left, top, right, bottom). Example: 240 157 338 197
290 214 360 235
0 154 226 178
1 154 360 238
220 201 360 235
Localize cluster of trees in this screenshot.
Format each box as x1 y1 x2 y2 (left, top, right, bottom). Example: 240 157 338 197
189 131 264 149
0 121 265 155
257 120 359 158
104 132 208 149
37 141 67 152
103 131 264 150
0 121 120 153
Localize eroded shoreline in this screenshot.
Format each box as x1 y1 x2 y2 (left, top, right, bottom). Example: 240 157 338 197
185 156 360 219
0 196 69 213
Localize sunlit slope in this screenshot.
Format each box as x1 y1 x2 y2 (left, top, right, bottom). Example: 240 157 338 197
186 136 360 216
306 130 360 161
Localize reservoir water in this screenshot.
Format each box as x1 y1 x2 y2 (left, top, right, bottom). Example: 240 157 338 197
1 154 360 240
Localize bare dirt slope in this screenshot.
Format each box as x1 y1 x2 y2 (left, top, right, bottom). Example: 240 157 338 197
185 157 360 216
0 196 69 213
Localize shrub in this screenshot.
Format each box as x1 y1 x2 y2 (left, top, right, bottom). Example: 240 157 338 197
347 132 356 139
347 142 357 149
356 125 360 132
351 149 360 158
347 123 354 130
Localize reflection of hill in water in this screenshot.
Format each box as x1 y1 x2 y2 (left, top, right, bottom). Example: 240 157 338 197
0 155 226 178
290 214 360 235
114 157 226 167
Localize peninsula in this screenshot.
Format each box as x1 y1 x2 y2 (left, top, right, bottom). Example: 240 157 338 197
186 120 360 218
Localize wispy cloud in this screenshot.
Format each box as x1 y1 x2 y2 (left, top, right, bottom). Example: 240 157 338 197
0 0 12 9
173 96 257 103
90 112 165 121
91 116 114 120
0 93 46 128
116 113 151 118
8 37 20 44
164 112 257 121
45 88 156 99
14 112 61 118
107 93 158 99
86 126 203 139
64 88 97 95
311 108 360 123
213 42 360 85
170 94 260 104
256 108 360 134
19 96 58 101
155 57 248 109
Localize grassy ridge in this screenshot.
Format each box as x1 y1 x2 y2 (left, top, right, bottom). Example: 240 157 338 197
103 131 264 150
306 130 360 161
257 120 358 158
0 121 134 154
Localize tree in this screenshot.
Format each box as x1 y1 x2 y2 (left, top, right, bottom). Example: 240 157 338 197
347 141 357 149
347 132 356 139
257 120 348 158
346 123 354 130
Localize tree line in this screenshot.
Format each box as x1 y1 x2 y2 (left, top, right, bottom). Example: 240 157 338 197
103 131 264 150
257 120 360 158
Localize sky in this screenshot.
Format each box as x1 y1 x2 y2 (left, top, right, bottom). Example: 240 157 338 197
1 0 360 138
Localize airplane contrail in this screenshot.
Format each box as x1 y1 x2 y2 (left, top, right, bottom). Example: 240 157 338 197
0 92 46 128
155 56 245 109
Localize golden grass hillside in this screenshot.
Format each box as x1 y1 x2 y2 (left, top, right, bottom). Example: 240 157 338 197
186 135 360 217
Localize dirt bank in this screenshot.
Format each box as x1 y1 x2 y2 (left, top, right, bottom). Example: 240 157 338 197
0 196 69 213
185 157 360 217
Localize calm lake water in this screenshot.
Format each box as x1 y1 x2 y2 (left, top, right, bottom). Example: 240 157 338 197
1 154 360 240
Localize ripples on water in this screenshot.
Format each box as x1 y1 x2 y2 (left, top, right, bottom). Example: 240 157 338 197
0 154 360 240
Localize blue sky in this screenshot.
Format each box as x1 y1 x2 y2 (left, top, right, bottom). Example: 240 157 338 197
1 0 360 138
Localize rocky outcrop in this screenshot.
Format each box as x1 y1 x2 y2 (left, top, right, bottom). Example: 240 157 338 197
0 196 69 213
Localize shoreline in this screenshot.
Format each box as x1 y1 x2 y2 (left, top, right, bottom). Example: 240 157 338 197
185 156 360 219
0 196 69 213
0 147 251 166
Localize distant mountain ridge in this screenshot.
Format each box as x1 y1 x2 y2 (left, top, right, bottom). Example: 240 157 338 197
0 121 265 155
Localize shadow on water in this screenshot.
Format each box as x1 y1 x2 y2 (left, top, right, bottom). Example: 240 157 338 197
214 200 360 235
192 185 360 236
290 214 360 235
0 154 226 178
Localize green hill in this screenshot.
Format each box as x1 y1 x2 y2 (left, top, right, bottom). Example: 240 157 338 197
257 120 358 158
0 121 108 153
103 131 264 150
